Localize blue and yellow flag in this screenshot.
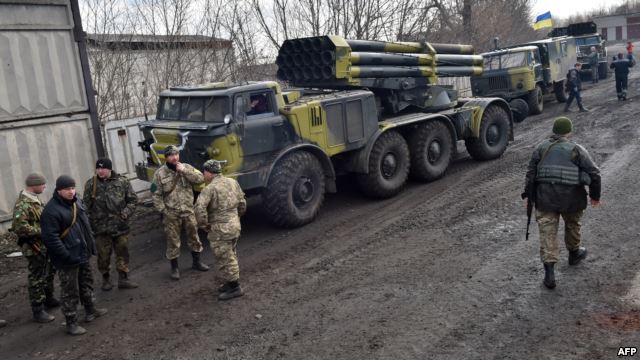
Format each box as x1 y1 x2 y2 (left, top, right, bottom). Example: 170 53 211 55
533 11 553 30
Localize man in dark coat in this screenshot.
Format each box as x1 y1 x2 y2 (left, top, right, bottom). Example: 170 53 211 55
522 117 601 289
564 63 589 112
610 52 635 100
41 175 107 335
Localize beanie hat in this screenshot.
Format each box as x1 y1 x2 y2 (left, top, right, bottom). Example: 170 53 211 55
96 158 113 170
25 172 46 187
55 175 76 190
203 160 224 174
552 117 572 135
164 145 180 156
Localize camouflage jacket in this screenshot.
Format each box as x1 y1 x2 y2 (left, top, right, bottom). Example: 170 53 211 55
195 175 246 241
12 190 45 256
83 172 137 236
152 163 204 216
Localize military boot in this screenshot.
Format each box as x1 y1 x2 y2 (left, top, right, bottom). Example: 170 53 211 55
569 247 588 265
191 252 209 272
84 305 108 323
217 282 231 293
218 281 244 301
543 263 556 289
563 104 570 112
170 258 180 280
65 315 87 336
117 271 139 289
579 107 590 112
44 291 61 308
101 273 113 291
32 304 55 323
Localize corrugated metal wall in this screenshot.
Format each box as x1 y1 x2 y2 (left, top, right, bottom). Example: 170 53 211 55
0 0 97 231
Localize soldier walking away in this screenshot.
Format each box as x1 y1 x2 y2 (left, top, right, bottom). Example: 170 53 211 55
195 160 247 300
522 117 601 289
564 63 589 112
151 145 208 280
587 46 599 84
83 158 138 291
12 173 59 323
610 52 635 101
41 175 107 335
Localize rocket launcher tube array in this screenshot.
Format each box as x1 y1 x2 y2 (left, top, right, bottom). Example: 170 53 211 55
276 35 482 83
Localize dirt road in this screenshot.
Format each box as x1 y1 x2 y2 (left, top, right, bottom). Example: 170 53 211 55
1 70 639 359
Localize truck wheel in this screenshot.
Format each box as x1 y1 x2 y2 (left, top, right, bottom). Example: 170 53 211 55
262 151 325 228
598 62 608 79
357 130 410 198
527 85 543 114
509 98 529 123
465 105 510 161
409 121 453 181
554 81 568 103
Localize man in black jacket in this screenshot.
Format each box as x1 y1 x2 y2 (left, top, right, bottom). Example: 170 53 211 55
41 175 107 335
522 117 601 289
610 52 635 100
564 63 589 112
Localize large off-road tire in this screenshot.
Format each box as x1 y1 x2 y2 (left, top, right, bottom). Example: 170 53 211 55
527 85 544 114
598 62 608 79
509 98 529 123
465 105 511 161
262 151 325 228
554 81 568 103
357 130 410 198
408 121 453 182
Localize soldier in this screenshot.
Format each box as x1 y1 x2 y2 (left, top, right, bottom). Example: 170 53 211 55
152 145 209 280
610 52 635 101
564 63 589 113
522 117 601 289
12 173 59 323
41 175 107 335
195 160 247 300
587 46 599 84
83 158 138 291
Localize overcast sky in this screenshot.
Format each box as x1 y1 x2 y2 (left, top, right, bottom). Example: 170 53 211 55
531 0 628 20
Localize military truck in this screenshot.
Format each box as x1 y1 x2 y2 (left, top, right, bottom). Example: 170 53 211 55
549 22 607 80
136 36 513 228
471 37 577 119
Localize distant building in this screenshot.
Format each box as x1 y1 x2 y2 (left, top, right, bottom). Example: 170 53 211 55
593 13 640 41
86 33 234 121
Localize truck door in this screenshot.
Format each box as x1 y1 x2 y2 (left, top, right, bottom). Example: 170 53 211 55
235 90 290 158
531 50 543 82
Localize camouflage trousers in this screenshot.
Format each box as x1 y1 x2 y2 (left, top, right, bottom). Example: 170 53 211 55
536 209 584 263
96 234 130 275
26 254 56 306
58 263 95 318
209 235 240 282
163 212 203 260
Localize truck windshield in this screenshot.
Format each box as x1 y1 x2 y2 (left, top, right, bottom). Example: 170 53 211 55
483 51 527 71
575 36 600 46
157 96 230 123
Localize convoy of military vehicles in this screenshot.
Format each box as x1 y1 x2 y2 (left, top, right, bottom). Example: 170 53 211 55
136 25 610 228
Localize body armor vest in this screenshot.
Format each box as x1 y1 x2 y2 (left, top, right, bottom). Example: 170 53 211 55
536 140 591 186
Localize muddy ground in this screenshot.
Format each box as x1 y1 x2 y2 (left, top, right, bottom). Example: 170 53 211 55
1 67 640 359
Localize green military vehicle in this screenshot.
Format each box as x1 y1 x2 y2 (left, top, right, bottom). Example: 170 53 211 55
471 37 577 120
549 22 608 80
136 36 513 227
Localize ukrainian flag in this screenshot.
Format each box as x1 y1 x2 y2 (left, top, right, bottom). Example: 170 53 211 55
533 11 553 30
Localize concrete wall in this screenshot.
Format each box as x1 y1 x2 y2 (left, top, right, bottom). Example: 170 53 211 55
0 0 98 231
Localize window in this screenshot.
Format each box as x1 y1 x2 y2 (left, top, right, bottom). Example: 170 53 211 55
246 92 273 116
157 96 230 123
560 41 568 57
483 52 527 71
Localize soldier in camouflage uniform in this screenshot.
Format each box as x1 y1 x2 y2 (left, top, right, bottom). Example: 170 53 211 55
12 173 59 323
523 117 601 289
152 145 209 280
83 158 138 291
195 160 247 300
